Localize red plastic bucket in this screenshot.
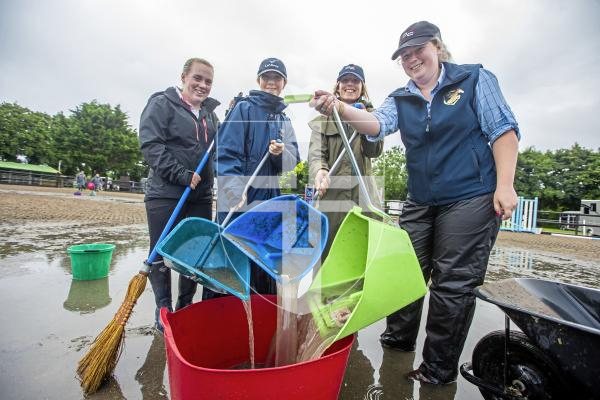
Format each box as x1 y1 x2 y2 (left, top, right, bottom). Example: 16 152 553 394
160 295 354 400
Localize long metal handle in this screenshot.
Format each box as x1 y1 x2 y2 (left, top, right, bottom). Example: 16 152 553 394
221 140 281 227
332 107 393 224
143 139 216 270
312 130 358 205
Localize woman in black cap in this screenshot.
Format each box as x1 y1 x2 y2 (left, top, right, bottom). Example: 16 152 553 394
310 21 520 384
308 64 383 256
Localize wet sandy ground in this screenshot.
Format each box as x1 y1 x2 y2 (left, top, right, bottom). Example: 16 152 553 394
1 185 599 399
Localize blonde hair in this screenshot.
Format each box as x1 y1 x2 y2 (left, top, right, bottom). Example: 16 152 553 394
181 58 214 77
431 37 453 63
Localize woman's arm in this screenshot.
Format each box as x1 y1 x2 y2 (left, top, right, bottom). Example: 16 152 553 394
492 130 519 220
310 90 380 135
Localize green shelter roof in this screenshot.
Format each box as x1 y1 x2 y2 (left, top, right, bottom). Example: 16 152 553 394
0 161 59 174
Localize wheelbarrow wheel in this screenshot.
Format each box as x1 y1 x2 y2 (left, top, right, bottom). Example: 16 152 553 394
472 330 565 400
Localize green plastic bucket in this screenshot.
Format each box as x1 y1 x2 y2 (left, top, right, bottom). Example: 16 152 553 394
308 207 427 343
67 243 115 280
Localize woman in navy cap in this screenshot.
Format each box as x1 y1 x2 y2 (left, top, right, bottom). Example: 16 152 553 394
213 57 301 298
308 64 383 256
311 21 520 384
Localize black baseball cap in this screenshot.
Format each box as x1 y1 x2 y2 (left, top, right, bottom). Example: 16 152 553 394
391 21 441 60
257 58 287 79
337 64 365 83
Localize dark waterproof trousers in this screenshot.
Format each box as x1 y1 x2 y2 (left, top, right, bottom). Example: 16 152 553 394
381 193 500 382
145 198 212 327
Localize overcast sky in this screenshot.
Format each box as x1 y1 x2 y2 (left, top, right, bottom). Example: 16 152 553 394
1 0 600 159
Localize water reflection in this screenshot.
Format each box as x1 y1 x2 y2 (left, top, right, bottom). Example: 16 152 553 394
490 246 533 270
63 277 112 313
135 333 169 399
487 245 600 287
378 347 416 399
0 221 148 261
417 381 457 400
88 376 127 400
339 341 375 399
341 342 459 399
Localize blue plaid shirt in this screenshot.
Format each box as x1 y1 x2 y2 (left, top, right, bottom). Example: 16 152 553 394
370 64 520 144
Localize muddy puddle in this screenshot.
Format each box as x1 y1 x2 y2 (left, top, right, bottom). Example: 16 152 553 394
0 222 598 399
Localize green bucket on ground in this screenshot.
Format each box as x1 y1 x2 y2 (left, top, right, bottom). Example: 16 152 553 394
67 243 115 280
308 207 427 343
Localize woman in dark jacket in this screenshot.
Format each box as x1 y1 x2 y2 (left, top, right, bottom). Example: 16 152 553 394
139 57 220 332
215 57 301 296
311 21 519 384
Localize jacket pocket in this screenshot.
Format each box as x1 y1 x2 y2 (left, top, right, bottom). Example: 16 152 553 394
471 148 483 184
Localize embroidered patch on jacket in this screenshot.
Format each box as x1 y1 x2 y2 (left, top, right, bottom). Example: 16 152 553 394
443 88 464 105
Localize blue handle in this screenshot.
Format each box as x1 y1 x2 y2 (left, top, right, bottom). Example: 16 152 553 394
145 140 216 266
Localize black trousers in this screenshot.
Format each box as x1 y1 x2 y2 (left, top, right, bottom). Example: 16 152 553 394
145 198 212 325
381 193 500 382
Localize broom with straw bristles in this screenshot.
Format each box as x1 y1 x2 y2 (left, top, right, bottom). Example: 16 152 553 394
77 266 148 393
77 140 215 394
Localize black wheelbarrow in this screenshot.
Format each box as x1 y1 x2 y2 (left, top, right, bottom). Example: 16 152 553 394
460 278 600 400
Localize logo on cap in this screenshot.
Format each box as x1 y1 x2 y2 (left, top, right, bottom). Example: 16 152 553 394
402 31 414 39
264 60 280 69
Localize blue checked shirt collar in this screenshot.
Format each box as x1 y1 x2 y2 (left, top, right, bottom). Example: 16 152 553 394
406 63 446 105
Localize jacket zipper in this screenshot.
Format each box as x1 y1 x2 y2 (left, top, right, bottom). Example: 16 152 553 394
425 104 433 202
192 119 199 142
191 115 209 143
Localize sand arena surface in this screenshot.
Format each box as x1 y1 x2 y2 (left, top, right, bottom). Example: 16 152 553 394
0 184 147 226
0 184 598 400
1 183 600 261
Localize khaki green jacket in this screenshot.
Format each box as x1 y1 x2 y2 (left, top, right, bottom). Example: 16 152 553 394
308 113 383 242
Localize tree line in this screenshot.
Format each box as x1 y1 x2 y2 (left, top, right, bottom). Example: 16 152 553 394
0 101 147 180
2 101 598 211
284 145 600 212
372 144 600 211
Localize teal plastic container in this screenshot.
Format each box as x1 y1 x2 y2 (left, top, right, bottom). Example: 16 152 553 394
67 243 115 280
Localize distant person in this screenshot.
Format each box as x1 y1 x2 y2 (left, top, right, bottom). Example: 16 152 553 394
139 57 220 333
308 64 383 256
310 21 519 384
76 171 86 191
92 174 102 191
214 57 300 298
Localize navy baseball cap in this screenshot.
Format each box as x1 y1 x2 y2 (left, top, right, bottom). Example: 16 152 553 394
391 21 441 60
257 58 287 79
337 64 365 83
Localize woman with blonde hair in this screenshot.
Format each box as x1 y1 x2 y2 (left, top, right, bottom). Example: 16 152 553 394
311 21 519 384
139 57 220 332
